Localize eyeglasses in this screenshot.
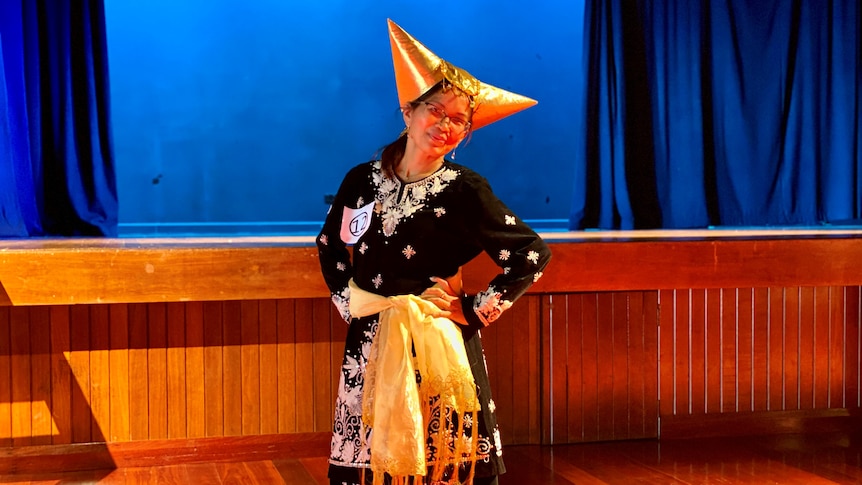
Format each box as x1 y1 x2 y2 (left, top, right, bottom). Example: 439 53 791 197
422 102 471 133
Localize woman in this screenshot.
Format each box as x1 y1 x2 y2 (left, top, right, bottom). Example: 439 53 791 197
317 19 551 485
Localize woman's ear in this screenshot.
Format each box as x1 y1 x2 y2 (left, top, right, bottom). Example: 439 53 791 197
401 103 413 127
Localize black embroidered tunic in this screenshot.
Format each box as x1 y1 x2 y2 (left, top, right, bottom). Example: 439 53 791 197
317 159 551 480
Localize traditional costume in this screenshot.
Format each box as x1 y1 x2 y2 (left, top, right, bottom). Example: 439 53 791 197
317 19 550 485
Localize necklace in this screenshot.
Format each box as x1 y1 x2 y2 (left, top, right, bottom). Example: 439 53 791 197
397 161 442 183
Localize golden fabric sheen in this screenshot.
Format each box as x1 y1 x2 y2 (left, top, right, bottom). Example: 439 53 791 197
349 279 480 484
388 18 537 131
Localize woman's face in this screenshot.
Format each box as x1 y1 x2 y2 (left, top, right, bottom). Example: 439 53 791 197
403 88 472 159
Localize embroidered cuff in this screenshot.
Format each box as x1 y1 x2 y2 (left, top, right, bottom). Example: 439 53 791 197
460 294 487 337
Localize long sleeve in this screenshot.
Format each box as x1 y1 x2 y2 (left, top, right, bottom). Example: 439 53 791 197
317 166 367 323
456 172 551 330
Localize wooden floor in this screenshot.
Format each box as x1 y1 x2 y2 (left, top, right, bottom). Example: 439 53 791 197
0 432 860 484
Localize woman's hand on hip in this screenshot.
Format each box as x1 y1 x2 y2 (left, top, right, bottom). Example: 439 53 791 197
421 276 468 325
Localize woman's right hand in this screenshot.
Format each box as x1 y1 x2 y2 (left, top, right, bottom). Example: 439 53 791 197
421 270 468 325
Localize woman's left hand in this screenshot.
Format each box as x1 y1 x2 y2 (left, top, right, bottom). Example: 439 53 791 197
421 276 467 325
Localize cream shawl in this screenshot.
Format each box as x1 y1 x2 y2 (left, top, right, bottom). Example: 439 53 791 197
349 279 480 485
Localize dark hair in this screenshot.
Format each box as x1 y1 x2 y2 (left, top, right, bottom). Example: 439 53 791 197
378 81 473 179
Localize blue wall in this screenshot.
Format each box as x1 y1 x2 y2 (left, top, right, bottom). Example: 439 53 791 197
105 1 584 235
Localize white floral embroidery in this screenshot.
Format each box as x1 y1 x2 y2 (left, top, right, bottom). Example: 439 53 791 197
499 249 510 261
372 161 459 237
527 250 540 264
473 286 513 325
381 208 402 237
372 274 383 289
319 234 328 245
341 377 364 413
358 242 368 254
412 184 427 200
344 354 363 382
533 271 544 282
434 207 446 217
356 196 364 208
505 215 516 225
402 245 416 259
336 262 346 271
463 412 474 428
504 267 511 274
331 286 350 322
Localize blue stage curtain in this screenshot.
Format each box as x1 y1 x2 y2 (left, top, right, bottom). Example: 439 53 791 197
571 0 862 229
0 0 117 237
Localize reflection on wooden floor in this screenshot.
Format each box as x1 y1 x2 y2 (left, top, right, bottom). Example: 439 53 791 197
1 432 860 484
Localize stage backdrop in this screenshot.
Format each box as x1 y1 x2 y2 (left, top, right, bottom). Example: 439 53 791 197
105 1 584 236
572 0 862 230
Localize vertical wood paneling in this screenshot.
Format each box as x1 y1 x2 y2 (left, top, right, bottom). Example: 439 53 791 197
203 301 224 437
752 288 769 412
50 306 71 444
705 289 722 413
642 291 659 438
784 287 800 409
167 302 187 439
0 309 10 447
240 301 260 436
737 288 753 413
813 287 830 408
29 306 51 445
293 299 314 432
69 306 90 443
481 295 542 445
546 292 659 444
596 293 615 441
311 299 331 432
277 299 297 434
658 285 862 430
767 288 784 411
628 292 646 436
676 290 691 416
658 289 675 420
689 289 706 416
479 294 542 445
580 294 599 442
562 294 581 443
10 308 31 446
847 287 861 407
526 295 542 444
0 287 857 449
109 304 130 442
611 293 629 439
128 303 149 440
222 301 242 436
185 301 205 438
799 287 815 409
258 300 278 435
513 294 533 443
540 295 552 444
828 287 844 408
720 289 736 413
147 303 168 440
89 305 110 442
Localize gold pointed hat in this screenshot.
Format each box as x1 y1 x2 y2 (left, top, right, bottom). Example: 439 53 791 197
387 19 537 131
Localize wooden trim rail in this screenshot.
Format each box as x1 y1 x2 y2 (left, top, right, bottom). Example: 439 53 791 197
3 229 862 306
0 229 860 474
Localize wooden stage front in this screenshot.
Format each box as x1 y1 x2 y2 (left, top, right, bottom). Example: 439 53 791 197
0 229 861 473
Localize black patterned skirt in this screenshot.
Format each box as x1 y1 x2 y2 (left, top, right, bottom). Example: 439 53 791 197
327 315 506 484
